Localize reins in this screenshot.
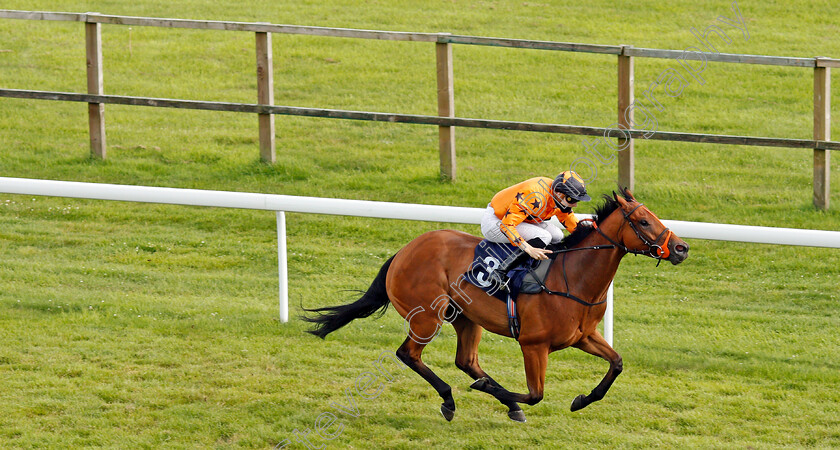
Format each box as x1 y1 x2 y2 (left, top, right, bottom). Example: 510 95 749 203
527 219 612 306
532 203 673 305
528 255 609 306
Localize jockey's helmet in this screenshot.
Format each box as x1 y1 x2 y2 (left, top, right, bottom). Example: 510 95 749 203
551 170 592 203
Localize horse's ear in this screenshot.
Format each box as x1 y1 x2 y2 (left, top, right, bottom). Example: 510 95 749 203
614 190 630 209
615 185 635 204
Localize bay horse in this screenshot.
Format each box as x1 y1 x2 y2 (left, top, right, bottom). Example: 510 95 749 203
304 188 688 422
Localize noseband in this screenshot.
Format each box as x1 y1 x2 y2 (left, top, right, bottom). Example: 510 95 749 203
588 203 673 263
537 202 673 306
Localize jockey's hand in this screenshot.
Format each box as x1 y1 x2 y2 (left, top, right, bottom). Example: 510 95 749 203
521 241 552 260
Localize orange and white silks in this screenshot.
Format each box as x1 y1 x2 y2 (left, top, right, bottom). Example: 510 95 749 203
489 177 579 246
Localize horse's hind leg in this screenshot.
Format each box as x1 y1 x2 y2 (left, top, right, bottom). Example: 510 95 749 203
467 343 548 410
396 328 456 421
570 330 623 411
451 316 526 422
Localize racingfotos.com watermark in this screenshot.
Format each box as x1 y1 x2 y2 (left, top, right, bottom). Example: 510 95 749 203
276 351 406 448
402 0 750 347
279 3 750 447
568 0 748 183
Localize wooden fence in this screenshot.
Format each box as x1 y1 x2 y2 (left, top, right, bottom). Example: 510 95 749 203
0 10 838 207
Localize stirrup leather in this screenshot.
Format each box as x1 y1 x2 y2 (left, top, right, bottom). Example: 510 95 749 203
506 294 520 340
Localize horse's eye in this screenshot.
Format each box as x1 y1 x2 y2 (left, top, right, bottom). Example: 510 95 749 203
640 220 649 227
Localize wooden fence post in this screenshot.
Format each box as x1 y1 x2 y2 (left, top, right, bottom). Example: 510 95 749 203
436 37 456 181
617 46 634 190
814 58 831 209
256 30 276 163
85 13 106 159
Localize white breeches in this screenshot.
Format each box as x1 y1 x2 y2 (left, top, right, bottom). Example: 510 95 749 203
480 205 565 246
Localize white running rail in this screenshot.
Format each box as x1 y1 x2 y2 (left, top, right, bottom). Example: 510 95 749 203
4 176 840 345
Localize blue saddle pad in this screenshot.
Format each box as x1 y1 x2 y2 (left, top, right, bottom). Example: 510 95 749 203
464 240 537 302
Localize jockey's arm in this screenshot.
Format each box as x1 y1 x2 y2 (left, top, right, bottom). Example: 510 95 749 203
499 206 528 245
559 211 580 234
499 207 552 260
519 240 552 260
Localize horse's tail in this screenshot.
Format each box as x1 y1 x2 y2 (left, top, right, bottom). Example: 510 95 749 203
303 254 395 339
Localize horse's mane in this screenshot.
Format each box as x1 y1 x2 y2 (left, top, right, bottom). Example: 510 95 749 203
548 188 632 253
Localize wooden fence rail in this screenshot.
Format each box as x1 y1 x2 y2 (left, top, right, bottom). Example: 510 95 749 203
0 9 837 207
3 88 839 152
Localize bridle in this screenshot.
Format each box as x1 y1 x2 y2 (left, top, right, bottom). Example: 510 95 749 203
532 201 674 307
587 202 673 264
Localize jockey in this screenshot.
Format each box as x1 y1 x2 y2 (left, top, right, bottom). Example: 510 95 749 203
480 170 592 292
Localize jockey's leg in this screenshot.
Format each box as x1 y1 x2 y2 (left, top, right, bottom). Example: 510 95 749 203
481 209 553 292
480 205 509 243
538 221 566 245
488 235 548 292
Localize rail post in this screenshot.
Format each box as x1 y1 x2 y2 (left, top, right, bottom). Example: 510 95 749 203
814 58 831 209
436 35 456 181
277 211 288 322
85 13 106 159
618 45 635 191
256 29 276 163
605 281 614 347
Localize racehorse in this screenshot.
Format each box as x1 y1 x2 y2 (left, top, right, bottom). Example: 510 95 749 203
304 188 689 422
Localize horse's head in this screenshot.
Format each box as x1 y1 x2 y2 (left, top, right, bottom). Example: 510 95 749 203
612 188 689 265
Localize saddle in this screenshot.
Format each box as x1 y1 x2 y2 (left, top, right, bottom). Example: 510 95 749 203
463 240 553 340
520 258 553 294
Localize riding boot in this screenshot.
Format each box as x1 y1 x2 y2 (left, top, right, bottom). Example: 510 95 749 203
489 238 547 293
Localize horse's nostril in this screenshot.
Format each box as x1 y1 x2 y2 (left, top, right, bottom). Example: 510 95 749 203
675 244 687 254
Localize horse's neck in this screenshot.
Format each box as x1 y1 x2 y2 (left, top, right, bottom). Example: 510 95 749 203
554 212 626 299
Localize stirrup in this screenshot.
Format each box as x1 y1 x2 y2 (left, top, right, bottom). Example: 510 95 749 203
488 270 510 292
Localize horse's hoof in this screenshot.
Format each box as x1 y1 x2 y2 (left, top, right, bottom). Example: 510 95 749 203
470 377 490 391
440 404 455 421
507 410 527 422
570 394 587 412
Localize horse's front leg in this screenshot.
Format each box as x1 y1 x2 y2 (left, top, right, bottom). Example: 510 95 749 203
470 343 548 406
570 330 623 411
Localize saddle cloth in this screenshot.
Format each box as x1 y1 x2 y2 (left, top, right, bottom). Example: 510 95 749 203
463 240 549 302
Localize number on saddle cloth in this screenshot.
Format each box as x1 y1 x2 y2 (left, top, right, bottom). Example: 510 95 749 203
464 239 539 302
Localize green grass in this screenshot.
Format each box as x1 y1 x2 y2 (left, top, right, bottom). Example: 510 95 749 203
2 0 840 448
